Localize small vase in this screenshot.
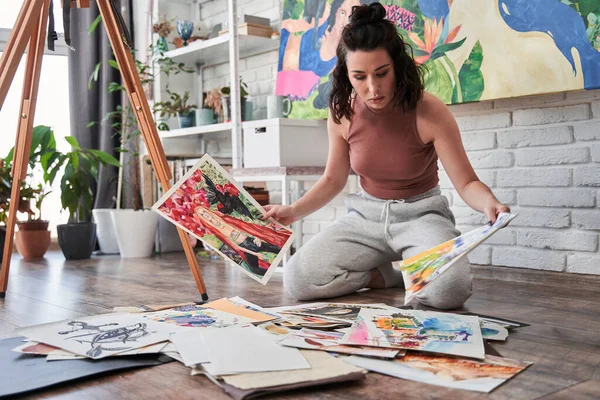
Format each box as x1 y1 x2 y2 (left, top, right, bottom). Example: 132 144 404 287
176 20 194 46
178 112 196 128
156 36 168 52
195 108 214 126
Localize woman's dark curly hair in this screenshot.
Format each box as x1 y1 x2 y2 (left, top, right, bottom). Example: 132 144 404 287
329 2 424 124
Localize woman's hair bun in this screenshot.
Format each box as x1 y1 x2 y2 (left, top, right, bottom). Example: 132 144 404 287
349 3 387 26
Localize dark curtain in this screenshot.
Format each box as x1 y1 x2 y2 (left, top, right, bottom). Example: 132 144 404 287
67 0 134 213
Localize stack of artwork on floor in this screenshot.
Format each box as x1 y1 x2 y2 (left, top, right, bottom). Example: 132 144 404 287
6 296 532 398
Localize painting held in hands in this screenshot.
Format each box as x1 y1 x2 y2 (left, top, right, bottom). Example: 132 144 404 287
152 154 295 284
400 213 517 304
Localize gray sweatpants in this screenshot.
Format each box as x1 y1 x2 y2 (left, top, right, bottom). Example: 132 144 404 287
283 186 473 309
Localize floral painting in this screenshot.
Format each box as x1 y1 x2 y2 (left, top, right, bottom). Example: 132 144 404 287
152 154 294 284
276 0 600 119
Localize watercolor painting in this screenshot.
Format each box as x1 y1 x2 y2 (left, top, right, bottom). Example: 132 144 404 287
276 0 600 119
201 298 277 323
400 213 517 304
152 154 295 284
347 352 531 392
16 313 171 359
279 328 402 358
341 308 485 359
480 320 508 341
141 306 253 330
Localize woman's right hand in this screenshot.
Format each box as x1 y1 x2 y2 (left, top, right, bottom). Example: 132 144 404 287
262 204 299 226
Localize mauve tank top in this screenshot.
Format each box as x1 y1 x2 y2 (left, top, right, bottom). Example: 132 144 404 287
347 95 439 200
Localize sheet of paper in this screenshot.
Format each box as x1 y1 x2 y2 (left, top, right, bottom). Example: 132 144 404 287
341 308 485 359
16 313 172 359
277 303 397 324
197 325 310 376
201 298 276 323
213 349 366 390
480 321 509 341
152 154 295 284
400 213 517 304
345 353 531 393
169 330 213 367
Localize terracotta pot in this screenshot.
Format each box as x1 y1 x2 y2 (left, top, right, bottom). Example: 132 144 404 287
15 221 50 260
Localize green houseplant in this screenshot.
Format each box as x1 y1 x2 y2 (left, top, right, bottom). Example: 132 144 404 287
48 136 120 260
89 43 193 257
155 89 198 128
5 126 58 259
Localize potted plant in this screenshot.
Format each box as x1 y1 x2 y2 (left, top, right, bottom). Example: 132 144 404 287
2 125 57 260
156 90 198 128
197 89 221 125
89 43 193 258
152 15 173 53
0 159 39 263
220 79 249 122
48 136 120 260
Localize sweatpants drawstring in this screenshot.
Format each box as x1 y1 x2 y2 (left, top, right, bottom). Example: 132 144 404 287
380 199 405 233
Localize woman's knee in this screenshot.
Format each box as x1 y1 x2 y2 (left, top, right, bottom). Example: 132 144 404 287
415 260 473 310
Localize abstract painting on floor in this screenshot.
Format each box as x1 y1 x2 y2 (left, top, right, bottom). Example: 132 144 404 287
276 0 600 119
152 154 295 284
341 308 485 359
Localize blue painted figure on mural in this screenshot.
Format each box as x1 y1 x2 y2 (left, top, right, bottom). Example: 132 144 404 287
498 0 600 90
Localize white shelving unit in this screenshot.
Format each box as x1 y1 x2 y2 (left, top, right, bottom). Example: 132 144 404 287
152 0 278 168
163 34 279 67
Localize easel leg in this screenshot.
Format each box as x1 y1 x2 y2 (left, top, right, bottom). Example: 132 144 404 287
95 0 209 302
0 0 51 297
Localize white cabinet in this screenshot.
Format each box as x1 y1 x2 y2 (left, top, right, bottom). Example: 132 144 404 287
242 118 329 168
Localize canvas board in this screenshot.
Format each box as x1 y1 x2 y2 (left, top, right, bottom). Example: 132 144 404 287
152 154 295 284
341 308 485 359
401 213 517 304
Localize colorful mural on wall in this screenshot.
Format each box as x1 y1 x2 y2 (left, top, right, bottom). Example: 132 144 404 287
276 0 600 119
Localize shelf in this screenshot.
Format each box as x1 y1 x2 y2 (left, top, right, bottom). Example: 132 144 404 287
159 122 231 138
162 34 280 66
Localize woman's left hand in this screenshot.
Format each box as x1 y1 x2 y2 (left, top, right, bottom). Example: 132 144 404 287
484 198 511 223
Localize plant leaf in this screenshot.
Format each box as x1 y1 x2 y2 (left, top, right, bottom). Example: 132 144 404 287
88 15 102 35
65 136 80 149
108 60 120 70
88 149 121 167
455 40 485 103
430 37 467 61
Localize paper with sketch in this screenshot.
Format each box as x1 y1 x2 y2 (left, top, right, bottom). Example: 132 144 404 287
16 313 171 359
196 325 310 376
276 302 397 324
341 308 485 359
345 353 531 393
400 213 517 304
279 328 401 359
152 154 294 284
140 304 253 332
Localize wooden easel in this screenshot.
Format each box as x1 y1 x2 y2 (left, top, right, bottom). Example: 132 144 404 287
0 0 209 302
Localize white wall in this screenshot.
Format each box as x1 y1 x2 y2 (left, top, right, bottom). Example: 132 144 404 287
152 0 600 275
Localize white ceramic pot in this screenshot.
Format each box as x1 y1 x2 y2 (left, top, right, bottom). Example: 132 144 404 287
92 209 120 254
111 209 158 258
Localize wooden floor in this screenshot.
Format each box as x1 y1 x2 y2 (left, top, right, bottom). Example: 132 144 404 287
1 250 599 399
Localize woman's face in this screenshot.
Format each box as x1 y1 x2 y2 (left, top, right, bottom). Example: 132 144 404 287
334 0 361 36
346 47 396 110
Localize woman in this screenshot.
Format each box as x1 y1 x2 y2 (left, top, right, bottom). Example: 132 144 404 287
264 3 509 309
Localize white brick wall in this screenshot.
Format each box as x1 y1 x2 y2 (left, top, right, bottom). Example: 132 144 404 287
445 91 600 275
184 2 600 276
